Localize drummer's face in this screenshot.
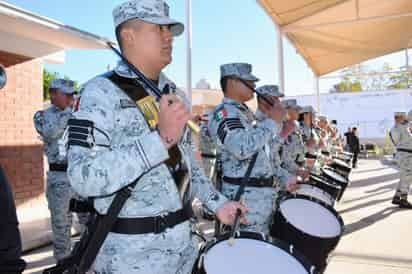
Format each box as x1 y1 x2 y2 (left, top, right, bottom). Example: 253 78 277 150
287 108 299 120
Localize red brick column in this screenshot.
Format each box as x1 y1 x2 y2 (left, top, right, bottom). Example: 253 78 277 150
0 55 44 207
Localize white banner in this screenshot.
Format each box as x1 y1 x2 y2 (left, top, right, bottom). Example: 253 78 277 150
286 89 412 139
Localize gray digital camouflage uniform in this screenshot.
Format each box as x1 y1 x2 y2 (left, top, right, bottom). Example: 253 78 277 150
33 103 86 261
390 120 412 200
208 97 280 235
67 61 228 274
282 120 306 174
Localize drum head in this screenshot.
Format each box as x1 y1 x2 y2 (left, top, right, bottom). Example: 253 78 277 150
322 168 347 184
203 235 309 274
279 198 342 238
296 184 334 206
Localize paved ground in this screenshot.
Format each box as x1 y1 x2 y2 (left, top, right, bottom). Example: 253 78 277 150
325 158 412 274
22 158 412 273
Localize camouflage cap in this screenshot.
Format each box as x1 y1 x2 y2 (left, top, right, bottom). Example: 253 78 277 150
394 111 406 117
407 110 412 122
318 115 328 121
256 85 284 97
113 0 184 36
299 105 316 114
49 79 76 94
220 63 259 82
281 99 297 108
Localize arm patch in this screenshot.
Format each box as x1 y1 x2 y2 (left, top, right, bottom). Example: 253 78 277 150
217 118 245 143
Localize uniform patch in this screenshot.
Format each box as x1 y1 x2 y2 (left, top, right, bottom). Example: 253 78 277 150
73 97 81 112
214 108 228 121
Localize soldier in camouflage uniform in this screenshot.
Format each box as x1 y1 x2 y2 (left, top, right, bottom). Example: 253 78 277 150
390 111 412 208
280 99 309 179
208 64 297 235
199 109 217 181
66 1 246 273
254 85 298 193
33 79 86 261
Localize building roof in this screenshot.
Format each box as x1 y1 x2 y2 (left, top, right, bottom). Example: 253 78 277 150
0 1 114 65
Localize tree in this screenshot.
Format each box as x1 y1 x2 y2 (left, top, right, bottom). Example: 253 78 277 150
43 69 80 101
330 66 364 93
329 62 412 93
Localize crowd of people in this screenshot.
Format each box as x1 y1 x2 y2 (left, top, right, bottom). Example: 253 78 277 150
1 0 410 274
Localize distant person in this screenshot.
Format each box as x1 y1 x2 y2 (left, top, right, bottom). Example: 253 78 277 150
344 127 353 151
349 127 360 168
389 111 412 209
0 165 26 274
33 79 87 262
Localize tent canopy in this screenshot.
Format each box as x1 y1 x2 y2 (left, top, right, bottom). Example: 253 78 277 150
258 0 412 76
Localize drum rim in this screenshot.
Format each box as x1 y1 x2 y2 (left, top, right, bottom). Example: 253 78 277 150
296 183 334 204
321 167 348 184
277 193 344 239
332 158 351 169
198 230 317 273
309 174 343 191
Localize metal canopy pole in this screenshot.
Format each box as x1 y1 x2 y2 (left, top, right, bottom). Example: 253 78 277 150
406 48 409 88
315 76 320 113
277 27 285 93
185 0 192 109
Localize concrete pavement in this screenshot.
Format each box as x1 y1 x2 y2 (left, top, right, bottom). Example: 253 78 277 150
22 158 412 273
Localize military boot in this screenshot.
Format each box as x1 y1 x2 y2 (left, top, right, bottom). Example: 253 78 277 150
398 194 412 209
392 194 402 205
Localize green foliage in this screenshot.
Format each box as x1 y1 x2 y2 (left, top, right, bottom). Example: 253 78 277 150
43 69 80 101
330 62 412 93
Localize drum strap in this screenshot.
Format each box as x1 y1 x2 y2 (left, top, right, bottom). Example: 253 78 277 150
233 153 259 201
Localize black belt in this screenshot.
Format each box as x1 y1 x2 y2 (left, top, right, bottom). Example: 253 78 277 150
49 164 67 172
110 203 193 235
223 176 274 187
201 153 216 159
398 148 412 154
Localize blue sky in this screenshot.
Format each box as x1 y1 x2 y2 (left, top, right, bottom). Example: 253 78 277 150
5 0 409 95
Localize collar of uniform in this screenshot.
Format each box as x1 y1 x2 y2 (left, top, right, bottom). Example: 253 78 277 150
222 97 250 111
114 60 169 93
255 109 267 121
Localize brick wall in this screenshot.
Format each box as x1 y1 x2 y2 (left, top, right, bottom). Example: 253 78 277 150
0 53 44 207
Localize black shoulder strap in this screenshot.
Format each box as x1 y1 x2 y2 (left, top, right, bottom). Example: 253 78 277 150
77 173 144 273
105 71 149 102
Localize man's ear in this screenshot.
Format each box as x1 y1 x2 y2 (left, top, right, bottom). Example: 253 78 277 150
120 27 134 46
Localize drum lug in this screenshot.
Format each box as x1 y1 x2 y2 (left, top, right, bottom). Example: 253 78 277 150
289 244 294 254
235 231 240 238
259 232 266 241
197 253 205 270
310 265 316 274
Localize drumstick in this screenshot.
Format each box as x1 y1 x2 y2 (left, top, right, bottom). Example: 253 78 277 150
228 208 242 246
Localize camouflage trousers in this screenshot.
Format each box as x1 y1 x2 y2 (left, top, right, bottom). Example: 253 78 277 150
46 171 88 261
395 155 412 196
222 183 275 236
93 221 198 274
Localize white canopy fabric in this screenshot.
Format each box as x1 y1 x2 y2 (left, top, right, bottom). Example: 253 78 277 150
0 1 113 64
258 0 412 76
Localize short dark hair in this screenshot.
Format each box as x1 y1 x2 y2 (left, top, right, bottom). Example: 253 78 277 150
220 76 230 93
352 127 357 131
115 20 141 51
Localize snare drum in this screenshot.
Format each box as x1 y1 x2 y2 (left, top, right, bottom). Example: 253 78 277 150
310 174 342 201
321 167 349 201
270 194 344 273
330 158 351 178
193 231 317 274
295 183 335 206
